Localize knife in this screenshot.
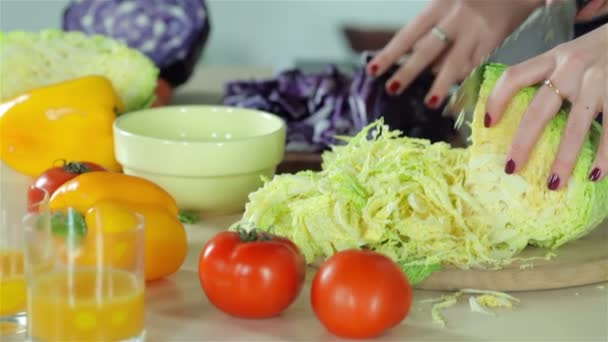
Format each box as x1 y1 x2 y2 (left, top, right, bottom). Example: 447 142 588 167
442 0 578 143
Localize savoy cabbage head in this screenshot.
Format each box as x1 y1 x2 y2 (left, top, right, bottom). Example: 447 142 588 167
0 29 159 112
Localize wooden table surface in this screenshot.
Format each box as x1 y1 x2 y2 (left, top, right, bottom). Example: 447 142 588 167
139 213 608 342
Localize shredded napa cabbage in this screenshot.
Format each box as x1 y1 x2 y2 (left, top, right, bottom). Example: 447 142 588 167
235 63 608 285
237 122 520 281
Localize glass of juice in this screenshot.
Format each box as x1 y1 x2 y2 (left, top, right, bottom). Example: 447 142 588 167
0 188 48 336
23 202 146 342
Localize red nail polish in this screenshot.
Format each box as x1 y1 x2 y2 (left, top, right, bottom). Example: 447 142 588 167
548 174 560 190
505 158 515 174
388 81 401 94
589 168 602 182
484 113 492 128
427 95 439 108
370 64 379 75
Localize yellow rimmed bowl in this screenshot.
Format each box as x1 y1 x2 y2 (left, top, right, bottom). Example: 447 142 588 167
113 105 286 215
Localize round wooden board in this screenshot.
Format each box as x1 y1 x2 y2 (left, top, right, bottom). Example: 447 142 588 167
416 221 608 292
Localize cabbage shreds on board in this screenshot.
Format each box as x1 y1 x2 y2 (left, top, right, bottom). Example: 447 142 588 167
0 29 159 112
237 63 608 285
240 122 505 279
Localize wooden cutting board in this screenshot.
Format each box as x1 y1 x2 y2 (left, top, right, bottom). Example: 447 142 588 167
277 152 608 292
416 221 608 292
276 152 323 174
303 217 608 293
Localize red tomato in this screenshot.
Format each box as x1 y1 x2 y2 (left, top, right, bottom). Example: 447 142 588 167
198 229 306 319
311 249 413 339
27 160 106 212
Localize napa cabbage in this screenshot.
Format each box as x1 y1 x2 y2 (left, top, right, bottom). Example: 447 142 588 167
236 63 608 285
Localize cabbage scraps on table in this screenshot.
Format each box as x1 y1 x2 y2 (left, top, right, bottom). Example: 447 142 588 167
234 63 608 285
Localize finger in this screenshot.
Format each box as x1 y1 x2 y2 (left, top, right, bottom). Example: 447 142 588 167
504 83 563 177
424 37 478 108
485 54 555 127
548 72 602 190
576 0 607 21
471 38 494 67
367 1 444 76
431 50 472 77
432 57 473 92
431 52 448 75
385 18 457 95
589 106 608 182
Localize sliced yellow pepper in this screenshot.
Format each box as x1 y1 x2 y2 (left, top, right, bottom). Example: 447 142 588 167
0 76 123 176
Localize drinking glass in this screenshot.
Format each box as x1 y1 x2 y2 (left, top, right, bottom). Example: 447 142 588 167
0 188 48 336
23 203 146 341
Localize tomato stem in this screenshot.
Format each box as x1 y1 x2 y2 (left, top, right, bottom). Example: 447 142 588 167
63 161 92 174
236 227 272 242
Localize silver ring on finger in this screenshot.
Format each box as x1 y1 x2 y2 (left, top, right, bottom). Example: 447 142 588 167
431 26 451 44
543 79 567 101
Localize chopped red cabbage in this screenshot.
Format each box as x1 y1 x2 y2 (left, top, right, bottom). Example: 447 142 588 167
223 53 457 152
63 0 211 88
352 52 457 143
224 66 354 152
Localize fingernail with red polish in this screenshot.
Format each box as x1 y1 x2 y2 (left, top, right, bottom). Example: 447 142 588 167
548 174 560 190
369 64 379 76
484 113 492 128
426 95 439 108
589 168 602 182
505 158 515 174
388 81 401 94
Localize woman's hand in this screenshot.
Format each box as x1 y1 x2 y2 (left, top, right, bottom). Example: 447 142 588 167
485 24 608 190
366 0 544 108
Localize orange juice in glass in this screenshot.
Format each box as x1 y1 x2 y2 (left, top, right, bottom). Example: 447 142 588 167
24 203 146 342
0 189 48 335
0 249 26 322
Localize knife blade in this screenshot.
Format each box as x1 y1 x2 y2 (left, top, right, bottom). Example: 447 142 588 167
442 0 577 144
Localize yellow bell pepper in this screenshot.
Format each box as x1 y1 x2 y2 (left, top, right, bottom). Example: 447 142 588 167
49 172 187 281
72 201 141 271
0 76 123 176
79 200 188 282
49 171 179 216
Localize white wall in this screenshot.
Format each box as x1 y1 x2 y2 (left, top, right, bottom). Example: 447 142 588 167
0 0 428 66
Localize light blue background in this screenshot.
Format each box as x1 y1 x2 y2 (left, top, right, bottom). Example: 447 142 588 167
0 0 428 66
